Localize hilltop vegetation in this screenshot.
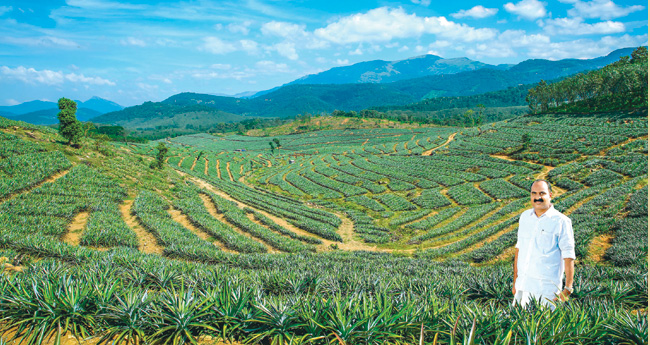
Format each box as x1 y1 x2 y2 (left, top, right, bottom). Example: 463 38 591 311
90 48 635 133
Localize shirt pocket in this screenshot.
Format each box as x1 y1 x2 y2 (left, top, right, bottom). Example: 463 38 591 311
536 230 556 255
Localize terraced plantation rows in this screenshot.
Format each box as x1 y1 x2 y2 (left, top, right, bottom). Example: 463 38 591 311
0 111 646 344
138 114 647 264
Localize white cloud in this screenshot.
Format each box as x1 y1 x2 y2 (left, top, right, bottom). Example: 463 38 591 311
228 21 252 35
211 64 232 70
349 47 363 55
4 36 80 48
201 37 237 54
239 39 259 54
65 72 116 85
268 42 299 60
526 34 648 59
314 7 496 44
568 0 644 20
120 37 146 47
5 99 19 106
466 30 551 58
541 17 625 35
398 45 410 52
452 6 498 19
65 0 145 10
0 66 115 86
261 21 308 38
255 61 290 73
0 6 12 16
504 0 547 20
335 59 349 65
411 0 431 6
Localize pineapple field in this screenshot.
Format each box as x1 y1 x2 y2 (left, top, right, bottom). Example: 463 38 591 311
0 110 647 344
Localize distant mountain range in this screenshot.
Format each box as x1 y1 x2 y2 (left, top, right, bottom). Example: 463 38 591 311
91 47 636 129
0 97 123 125
3 47 637 128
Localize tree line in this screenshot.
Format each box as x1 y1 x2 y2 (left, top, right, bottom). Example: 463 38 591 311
526 46 648 114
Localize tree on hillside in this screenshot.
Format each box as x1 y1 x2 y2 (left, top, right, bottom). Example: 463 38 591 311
150 143 168 169
272 138 281 152
57 97 83 147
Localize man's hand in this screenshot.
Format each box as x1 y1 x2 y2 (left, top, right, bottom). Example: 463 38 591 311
553 289 571 302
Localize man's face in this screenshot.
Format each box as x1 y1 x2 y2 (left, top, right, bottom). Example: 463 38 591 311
530 181 553 214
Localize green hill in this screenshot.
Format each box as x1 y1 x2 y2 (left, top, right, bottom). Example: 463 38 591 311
92 48 636 128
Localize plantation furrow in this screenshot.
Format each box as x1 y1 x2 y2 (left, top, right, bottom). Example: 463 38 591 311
332 211 396 252
599 135 648 156
190 156 198 171
216 159 221 179
422 132 457 156
177 156 186 167
120 199 164 255
167 206 235 252
429 201 514 245
204 157 209 175
61 211 89 246
564 193 601 215
198 193 277 253
0 167 71 204
226 161 234 181
453 222 520 259
197 185 325 243
473 181 495 201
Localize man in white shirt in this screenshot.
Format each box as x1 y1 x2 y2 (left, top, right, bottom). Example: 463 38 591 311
512 179 575 309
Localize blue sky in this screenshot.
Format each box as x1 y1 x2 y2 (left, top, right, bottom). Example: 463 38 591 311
0 0 646 107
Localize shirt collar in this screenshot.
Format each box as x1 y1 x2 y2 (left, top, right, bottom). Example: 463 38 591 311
529 204 556 218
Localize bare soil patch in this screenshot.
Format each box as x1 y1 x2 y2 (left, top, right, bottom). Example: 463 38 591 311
120 199 164 255
422 132 457 156
61 212 89 246
587 233 614 263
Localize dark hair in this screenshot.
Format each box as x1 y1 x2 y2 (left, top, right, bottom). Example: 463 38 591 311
531 179 552 193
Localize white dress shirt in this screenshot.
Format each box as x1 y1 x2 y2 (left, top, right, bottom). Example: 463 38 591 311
515 205 575 296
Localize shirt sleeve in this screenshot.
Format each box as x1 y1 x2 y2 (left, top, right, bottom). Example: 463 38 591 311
558 217 576 259
515 215 523 249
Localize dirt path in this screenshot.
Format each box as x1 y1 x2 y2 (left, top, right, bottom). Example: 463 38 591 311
177 156 185 167
120 199 164 255
216 159 221 179
333 211 415 254
190 156 198 171
422 132 457 156
204 157 209 176
226 162 234 181
185 172 395 253
587 233 614 263
61 212 89 246
490 154 516 161
0 168 71 204
600 135 648 156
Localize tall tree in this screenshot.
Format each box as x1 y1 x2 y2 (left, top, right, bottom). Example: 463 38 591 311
150 143 168 169
57 97 83 147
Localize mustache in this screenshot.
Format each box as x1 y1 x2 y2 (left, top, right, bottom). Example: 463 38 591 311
533 198 544 202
